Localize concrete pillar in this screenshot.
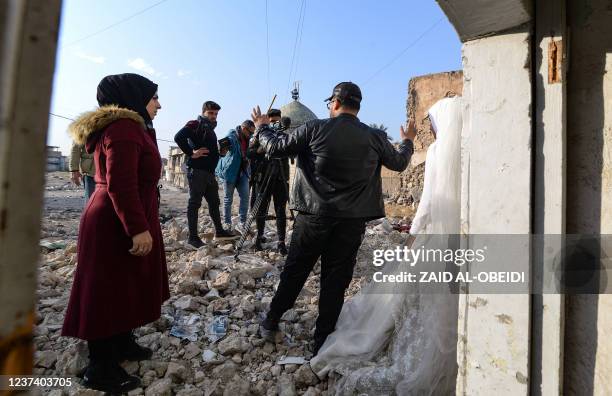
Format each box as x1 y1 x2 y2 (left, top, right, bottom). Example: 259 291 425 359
0 0 62 375
564 0 612 393
456 30 532 395
531 0 567 394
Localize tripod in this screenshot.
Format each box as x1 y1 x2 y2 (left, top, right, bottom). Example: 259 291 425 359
234 157 291 261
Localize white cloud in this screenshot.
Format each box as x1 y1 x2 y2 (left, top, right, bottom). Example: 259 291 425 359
75 51 105 64
127 58 161 77
177 69 192 78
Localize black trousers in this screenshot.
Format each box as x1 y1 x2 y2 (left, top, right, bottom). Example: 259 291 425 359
268 213 366 346
255 178 289 241
187 168 223 234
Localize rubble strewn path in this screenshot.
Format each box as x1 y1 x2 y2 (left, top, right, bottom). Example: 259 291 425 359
35 172 411 396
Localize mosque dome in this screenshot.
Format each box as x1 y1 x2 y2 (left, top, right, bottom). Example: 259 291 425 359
280 100 318 130
279 84 318 131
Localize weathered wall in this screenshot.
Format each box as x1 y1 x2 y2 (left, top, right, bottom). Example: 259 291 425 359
382 71 463 207
531 0 567 394
564 0 612 394
456 30 532 395
407 71 463 166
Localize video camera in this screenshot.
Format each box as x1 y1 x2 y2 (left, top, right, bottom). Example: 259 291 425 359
217 137 231 152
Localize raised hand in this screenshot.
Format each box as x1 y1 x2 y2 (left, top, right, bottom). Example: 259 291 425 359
400 119 417 141
251 105 270 129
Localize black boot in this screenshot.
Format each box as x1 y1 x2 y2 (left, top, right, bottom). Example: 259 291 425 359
115 331 153 362
254 236 265 251
276 213 287 246
85 338 141 393
187 206 204 248
259 315 280 342
255 216 266 244
277 241 287 256
83 360 141 393
254 217 266 251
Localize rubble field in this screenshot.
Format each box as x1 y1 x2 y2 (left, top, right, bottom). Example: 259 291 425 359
34 172 412 396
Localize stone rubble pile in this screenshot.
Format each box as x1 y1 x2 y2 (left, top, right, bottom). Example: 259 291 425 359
36 186 412 395
385 161 425 207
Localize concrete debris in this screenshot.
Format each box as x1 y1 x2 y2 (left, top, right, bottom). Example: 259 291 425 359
277 374 298 396
145 378 173 396
278 356 307 365
35 172 414 395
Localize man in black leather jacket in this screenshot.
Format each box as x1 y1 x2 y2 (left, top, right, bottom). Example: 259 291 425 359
251 82 417 354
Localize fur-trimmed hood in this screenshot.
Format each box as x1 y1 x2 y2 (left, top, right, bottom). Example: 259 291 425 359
68 105 145 146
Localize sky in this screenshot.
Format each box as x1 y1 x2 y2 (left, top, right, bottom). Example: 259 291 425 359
47 0 462 157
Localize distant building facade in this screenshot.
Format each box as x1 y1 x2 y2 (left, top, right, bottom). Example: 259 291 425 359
46 146 68 172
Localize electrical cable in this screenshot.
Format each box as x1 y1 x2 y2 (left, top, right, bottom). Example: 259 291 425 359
49 112 174 143
62 0 170 48
286 0 306 101
291 0 307 90
363 16 444 86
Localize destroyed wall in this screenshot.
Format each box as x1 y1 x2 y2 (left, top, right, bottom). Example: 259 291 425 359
382 71 463 207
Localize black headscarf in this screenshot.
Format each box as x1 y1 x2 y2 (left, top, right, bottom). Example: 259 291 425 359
96 73 158 128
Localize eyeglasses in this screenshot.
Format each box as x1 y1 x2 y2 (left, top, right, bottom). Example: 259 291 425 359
326 99 337 110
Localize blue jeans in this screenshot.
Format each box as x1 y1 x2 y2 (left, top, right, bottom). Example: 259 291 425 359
222 172 250 224
83 175 95 202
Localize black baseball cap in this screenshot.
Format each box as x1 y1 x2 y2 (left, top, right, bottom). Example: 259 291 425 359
324 82 362 103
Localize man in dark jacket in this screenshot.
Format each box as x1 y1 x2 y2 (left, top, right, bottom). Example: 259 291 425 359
251 82 417 354
248 109 290 255
174 101 238 248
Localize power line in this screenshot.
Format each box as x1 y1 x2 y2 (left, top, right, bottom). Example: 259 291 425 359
291 0 307 93
286 0 306 101
49 112 174 143
62 0 170 48
363 17 444 86
49 112 74 122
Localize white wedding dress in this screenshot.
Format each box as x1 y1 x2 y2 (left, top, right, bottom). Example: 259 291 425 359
310 97 463 395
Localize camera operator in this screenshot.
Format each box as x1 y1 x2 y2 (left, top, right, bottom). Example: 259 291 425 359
174 101 238 248
251 82 417 354
247 108 290 255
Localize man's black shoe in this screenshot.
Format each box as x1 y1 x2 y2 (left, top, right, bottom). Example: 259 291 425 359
117 333 153 361
187 237 205 249
254 237 265 251
259 316 279 342
214 229 240 241
277 241 287 256
82 360 141 394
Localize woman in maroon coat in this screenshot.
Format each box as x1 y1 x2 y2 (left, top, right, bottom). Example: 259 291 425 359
62 73 169 393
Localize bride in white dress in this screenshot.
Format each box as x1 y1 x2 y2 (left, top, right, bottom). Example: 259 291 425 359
310 97 463 395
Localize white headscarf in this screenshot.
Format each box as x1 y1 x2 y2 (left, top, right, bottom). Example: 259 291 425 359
410 97 462 235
